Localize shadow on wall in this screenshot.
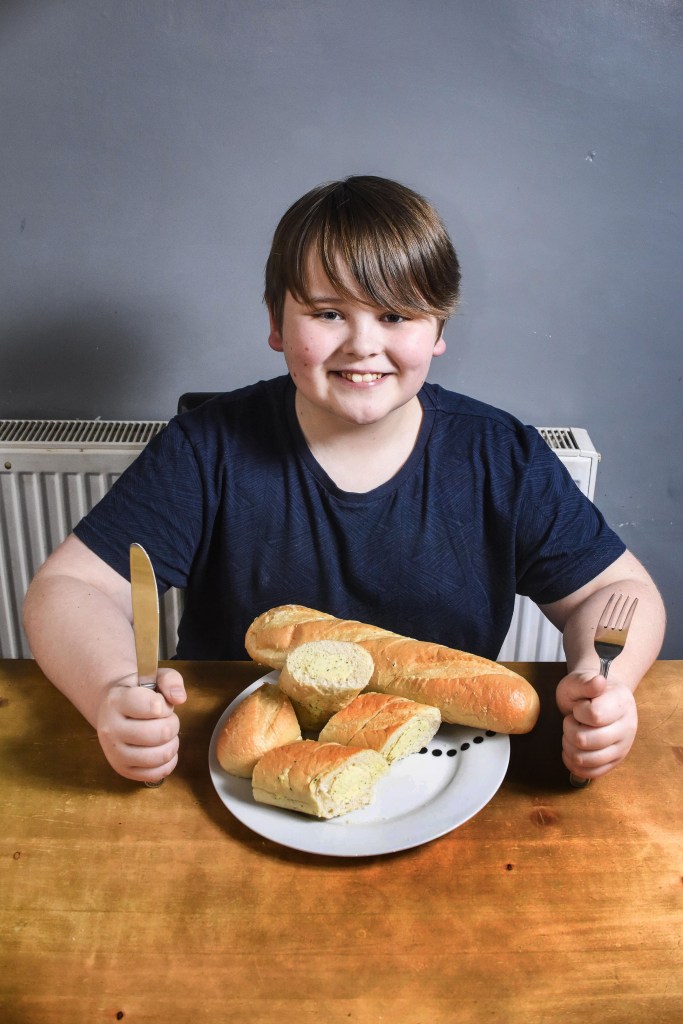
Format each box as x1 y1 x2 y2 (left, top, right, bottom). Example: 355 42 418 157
1 303 174 420
1 1 34 26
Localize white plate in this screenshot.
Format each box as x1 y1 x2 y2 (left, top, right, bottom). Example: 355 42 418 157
208 672 510 858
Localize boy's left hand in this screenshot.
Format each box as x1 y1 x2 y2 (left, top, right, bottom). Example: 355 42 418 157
556 671 638 781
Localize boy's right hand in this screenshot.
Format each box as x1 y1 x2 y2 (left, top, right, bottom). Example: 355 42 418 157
96 667 187 783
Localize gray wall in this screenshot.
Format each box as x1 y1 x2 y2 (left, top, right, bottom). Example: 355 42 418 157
2 0 681 656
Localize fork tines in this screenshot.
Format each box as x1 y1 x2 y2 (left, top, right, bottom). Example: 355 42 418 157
597 593 639 640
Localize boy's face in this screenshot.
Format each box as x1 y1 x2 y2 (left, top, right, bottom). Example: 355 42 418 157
268 256 446 431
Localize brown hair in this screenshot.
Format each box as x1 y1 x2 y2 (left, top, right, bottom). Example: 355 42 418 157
264 176 461 332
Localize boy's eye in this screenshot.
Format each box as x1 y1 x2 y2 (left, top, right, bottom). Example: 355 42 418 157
381 312 408 323
313 309 342 321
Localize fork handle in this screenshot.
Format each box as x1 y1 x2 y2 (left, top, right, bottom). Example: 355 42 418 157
571 656 612 789
599 657 612 678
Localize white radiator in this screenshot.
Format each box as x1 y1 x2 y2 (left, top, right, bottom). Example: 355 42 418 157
0 420 599 661
497 427 600 661
0 419 182 658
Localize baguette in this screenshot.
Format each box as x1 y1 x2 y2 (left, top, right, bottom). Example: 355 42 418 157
216 682 301 778
251 739 389 818
245 605 540 734
319 692 441 762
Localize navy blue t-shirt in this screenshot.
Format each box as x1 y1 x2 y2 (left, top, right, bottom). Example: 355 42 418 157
74 375 625 659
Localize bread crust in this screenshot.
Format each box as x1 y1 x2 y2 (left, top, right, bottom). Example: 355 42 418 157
245 605 540 734
319 692 441 762
251 739 388 818
216 682 301 777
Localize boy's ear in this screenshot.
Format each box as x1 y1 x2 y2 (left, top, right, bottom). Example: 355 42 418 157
433 335 447 357
267 308 284 352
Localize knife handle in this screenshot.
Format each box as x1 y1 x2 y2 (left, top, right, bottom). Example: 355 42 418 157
139 681 165 787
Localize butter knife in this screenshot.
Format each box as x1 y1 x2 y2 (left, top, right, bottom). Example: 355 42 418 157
130 542 164 788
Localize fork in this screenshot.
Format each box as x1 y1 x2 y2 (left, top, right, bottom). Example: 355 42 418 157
593 592 639 678
569 592 638 788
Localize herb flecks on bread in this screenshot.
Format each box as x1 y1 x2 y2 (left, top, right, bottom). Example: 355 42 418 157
278 639 375 731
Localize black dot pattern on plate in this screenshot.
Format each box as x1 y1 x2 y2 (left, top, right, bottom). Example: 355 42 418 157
418 731 497 758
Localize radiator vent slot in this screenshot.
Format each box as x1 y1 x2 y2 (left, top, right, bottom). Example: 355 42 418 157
0 419 166 446
539 427 580 451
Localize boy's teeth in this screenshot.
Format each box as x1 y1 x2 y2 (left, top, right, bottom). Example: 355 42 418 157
340 372 383 383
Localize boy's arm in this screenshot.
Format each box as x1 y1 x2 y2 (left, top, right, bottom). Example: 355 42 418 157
539 550 666 780
22 534 186 783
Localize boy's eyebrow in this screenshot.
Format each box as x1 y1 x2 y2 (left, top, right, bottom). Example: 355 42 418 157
306 291 378 307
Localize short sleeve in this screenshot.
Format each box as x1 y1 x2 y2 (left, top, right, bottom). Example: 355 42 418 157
73 419 205 591
514 430 626 604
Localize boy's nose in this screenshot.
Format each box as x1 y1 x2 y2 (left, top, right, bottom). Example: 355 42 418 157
341 322 381 358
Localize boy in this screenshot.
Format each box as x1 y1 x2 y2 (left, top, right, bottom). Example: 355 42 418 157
23 176 665 785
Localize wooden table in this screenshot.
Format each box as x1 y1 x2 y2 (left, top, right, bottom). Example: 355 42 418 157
2 660 681 1023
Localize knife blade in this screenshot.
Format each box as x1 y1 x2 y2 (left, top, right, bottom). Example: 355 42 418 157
130 543 163 787
130 543 160 689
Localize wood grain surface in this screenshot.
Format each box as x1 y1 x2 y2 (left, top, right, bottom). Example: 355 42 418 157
1 659 681 1024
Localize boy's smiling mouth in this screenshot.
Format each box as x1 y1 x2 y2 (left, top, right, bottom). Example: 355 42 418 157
336 371 386 383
